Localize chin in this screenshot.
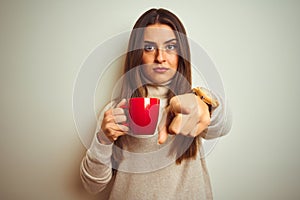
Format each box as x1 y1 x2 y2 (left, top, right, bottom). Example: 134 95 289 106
151 78 171 85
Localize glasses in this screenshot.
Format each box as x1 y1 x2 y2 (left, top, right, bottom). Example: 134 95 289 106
143 43 178 54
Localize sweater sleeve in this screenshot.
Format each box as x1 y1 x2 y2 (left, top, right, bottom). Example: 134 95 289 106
80 103 115 194
204 89 232 140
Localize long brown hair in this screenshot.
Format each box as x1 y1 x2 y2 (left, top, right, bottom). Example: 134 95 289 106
116 8 199 164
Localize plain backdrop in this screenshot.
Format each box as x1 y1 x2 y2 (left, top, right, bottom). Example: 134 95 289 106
0 0 299 199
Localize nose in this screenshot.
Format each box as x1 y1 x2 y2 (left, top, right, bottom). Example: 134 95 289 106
155 48 166 63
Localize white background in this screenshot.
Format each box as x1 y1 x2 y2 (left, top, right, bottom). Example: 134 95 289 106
0 0 299 199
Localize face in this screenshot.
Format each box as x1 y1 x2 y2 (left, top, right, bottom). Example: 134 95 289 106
142 24 178 85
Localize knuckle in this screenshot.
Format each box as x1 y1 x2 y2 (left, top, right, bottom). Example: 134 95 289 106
102 123 113 133
189 131 196 137
169 126 179 135
103 110 111 117
170 96 180 107
104 109 115 118
202 116 211 126
169 96 177 104
106 115 115 123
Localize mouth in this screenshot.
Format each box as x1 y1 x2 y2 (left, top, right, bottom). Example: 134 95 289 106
153 67 169 73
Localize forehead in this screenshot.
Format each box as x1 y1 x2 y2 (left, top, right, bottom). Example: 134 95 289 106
143 24 176 43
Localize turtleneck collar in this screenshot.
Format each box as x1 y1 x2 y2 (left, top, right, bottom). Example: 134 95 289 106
146 84 169 99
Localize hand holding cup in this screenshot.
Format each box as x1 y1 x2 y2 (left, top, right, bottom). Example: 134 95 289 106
98 99 129 144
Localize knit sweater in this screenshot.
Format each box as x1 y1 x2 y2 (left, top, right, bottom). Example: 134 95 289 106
80 85 232 200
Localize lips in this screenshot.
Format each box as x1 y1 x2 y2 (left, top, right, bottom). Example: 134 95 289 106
153 67 169 73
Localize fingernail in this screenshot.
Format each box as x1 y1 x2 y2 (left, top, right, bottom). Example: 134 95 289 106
157 135 161 145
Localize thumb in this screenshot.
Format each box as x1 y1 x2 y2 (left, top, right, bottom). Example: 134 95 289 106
158 126 168 144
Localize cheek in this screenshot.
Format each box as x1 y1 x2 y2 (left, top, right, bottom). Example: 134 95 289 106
142 53 153 64
168 55 179 69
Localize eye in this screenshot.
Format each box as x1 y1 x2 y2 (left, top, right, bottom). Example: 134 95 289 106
144 44 156 52
165 44 178 51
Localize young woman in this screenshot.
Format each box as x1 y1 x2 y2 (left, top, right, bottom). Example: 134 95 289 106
80 8 231 200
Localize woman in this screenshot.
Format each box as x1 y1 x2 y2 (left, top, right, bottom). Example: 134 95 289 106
80 8 231 200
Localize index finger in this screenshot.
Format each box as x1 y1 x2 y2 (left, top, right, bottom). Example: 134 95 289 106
111 99 127 116
116 98 127 108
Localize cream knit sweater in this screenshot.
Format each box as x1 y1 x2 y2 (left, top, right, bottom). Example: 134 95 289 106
80 85 232 200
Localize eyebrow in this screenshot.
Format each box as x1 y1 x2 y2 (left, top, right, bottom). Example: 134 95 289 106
144 38 177 44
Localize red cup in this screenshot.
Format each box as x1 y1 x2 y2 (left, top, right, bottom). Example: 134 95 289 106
127 97 160 135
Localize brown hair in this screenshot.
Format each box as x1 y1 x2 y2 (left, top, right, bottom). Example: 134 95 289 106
116 8 199 164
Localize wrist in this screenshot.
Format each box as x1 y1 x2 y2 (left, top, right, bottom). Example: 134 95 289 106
96 130 113 145
192 87 219 115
